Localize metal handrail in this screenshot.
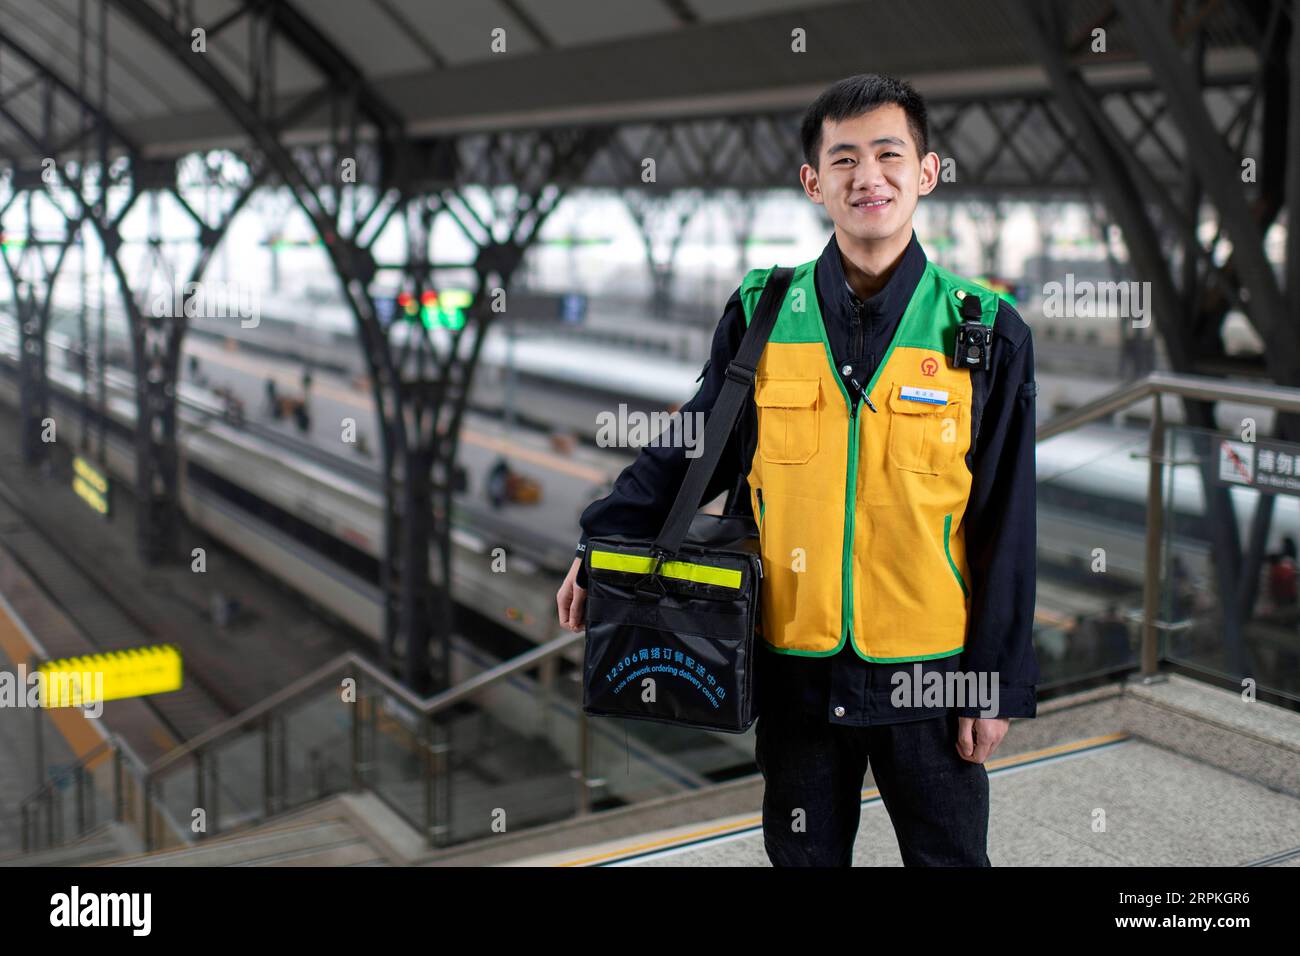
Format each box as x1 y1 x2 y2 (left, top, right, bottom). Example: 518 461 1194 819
17 718 151 811
1036 369 1300 679
140 630 586 850
14 631 584 853
147 631 584 776
1036 370 1300 442
17 737 115 808
16 731 160 853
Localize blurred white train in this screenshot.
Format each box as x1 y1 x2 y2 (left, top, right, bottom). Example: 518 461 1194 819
0 319 572 655
1034 426 1299 589
31 290 707 442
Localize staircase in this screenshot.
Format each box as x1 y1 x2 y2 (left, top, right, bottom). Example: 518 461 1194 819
1 791 433 867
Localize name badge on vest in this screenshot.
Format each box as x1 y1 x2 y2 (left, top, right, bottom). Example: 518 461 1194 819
898 385 949 406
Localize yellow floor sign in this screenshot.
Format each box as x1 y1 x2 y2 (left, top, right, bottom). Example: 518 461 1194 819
38 645 183 707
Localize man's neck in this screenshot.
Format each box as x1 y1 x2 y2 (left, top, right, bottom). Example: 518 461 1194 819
836 225 913 301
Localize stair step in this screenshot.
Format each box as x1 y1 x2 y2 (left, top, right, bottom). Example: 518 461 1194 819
258 841 383 867
0 825 125 867
108 818 362 866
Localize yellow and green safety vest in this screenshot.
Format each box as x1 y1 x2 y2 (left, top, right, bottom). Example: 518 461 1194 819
741 257 998 662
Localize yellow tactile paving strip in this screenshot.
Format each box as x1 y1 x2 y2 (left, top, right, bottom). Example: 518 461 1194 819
0 591 110 770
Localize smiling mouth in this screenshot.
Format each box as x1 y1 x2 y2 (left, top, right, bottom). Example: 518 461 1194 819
852 198 891 209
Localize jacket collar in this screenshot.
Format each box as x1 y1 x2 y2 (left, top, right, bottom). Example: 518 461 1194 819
815 229 927 326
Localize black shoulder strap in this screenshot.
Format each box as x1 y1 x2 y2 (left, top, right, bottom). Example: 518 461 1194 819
651 267 793 559
961 291 995 448
971 357 992 447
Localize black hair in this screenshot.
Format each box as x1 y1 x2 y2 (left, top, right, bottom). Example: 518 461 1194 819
800 73 930 169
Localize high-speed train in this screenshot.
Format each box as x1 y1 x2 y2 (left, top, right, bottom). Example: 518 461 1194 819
1034 426 1299 587
31 290 707 443
0 322 573 659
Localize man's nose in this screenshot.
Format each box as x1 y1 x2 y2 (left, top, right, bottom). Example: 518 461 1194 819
852 160 886 190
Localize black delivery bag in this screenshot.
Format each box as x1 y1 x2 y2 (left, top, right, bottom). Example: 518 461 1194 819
581 268 793 733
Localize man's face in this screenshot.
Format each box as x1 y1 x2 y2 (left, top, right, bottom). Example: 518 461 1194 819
800 103 939 244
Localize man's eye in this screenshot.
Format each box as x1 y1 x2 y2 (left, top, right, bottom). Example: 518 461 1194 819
881 151 901 159
835 157 853 164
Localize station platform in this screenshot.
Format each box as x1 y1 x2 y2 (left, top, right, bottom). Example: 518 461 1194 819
505 732 1299 866
418 675 1300 867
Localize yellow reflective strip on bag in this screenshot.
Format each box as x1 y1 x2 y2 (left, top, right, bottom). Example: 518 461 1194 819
661 560 743 589
589 550 742 589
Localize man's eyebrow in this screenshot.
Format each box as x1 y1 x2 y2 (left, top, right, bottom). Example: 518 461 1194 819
826 136 907 156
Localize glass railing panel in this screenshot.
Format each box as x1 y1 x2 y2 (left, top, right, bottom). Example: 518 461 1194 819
116 756 148 845
149 755 199 848
363 688 428 832
1034 423 1149 686
30 707 82 849
205 728 266 833
16 719 125 853
430 659 582 846
72 749 118 842
571 689 751 813
279 684 355 811
1162 425 1300 702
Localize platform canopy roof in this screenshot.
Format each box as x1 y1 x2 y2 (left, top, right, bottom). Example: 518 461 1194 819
0 0 1263 166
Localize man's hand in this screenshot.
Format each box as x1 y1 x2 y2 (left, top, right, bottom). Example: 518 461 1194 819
556 557 587 633
955 715 1010 764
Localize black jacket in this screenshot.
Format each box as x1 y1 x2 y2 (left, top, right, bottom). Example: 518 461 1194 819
575 231 1039 723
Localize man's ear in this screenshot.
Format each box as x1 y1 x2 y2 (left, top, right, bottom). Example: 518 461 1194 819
799 163 823 204
918 151 941 196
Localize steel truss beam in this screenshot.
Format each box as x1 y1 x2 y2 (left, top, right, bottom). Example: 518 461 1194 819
622 189 705 317
1020 0 1298 677
0 26 108 468
555 71 1254 198
0 23 268 561
110 0 611 702
0 187 80 464
105 152 267 561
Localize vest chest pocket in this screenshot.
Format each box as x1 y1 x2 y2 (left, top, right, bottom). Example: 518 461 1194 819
754 378 820 464
887 384 964 475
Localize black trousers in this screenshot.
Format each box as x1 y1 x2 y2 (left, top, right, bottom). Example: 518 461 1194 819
754 706 992 867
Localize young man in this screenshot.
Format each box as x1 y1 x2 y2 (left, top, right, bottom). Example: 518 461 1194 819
556 74 1039 867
